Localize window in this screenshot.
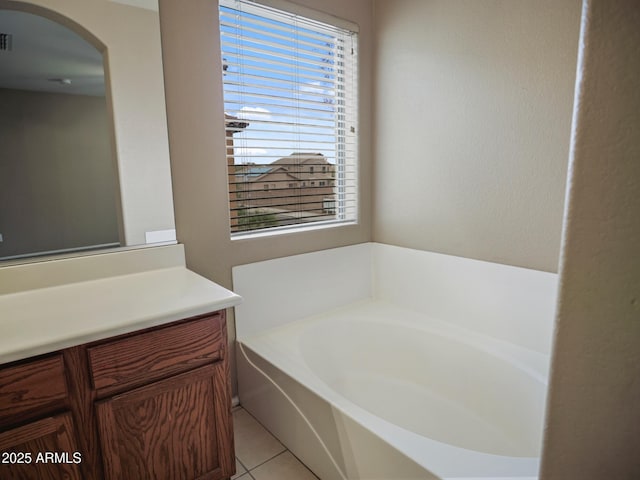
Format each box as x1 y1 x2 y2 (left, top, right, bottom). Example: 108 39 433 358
220 0 358 235
323 198 336 214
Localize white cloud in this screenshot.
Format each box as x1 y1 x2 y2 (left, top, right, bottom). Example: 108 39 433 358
234 147 268 157
299 81 334 96
238 106 272 121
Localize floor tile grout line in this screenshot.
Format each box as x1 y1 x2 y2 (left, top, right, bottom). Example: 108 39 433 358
233 464 256 480
233 435 287 472
240 408 283 444
236 439 318 478
287 449 321 479
235 473 255 480
236 455 251 473
236 406 286 450
233 407 288 473
246 449 289 473
235 406 316 478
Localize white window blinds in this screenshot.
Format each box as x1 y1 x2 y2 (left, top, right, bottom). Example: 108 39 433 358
219 0 358 235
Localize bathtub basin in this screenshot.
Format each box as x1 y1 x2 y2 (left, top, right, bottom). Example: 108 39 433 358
233 243 557 480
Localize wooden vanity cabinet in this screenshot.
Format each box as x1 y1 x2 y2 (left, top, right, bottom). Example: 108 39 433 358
0 355 83 479
0 413 83 480
0 311 235 480
90 312 234 480
96 364 230 480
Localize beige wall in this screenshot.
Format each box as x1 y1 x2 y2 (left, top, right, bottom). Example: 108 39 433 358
2 3 635 472
0 88 118 257
2 0 176 246
372 0 581 272
541 0 640 477
159 0 373 392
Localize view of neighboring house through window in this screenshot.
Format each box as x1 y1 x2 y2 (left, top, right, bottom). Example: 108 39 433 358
219 0 358 235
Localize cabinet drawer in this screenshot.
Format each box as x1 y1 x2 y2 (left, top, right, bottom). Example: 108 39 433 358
0 355 68 426
87 313 224 392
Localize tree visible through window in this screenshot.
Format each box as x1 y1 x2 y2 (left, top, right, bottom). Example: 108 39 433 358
219 0 358 235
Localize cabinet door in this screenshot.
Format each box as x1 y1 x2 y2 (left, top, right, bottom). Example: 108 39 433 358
96 364 233 480
0 413 83 480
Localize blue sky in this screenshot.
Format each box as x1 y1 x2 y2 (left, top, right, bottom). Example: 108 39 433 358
220 4 343 165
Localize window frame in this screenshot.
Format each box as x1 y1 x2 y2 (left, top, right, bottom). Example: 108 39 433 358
219 0 359 238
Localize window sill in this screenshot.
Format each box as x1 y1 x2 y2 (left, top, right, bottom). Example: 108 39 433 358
230 220 358 241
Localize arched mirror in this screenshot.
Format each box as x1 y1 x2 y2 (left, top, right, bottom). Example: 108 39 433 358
0 0 175 262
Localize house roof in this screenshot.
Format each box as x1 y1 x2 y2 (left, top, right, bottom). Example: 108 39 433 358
237 165 271 178
224 113 249 132
272 153 330 165
235 153 334 182
252 167 301 182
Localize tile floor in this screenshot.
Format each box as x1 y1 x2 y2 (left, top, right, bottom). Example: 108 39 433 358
232 407 319 480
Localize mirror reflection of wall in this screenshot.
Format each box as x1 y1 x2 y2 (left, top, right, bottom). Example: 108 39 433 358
0 9 120 259
0 0 176 262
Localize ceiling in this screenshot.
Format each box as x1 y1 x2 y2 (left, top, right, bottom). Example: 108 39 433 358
0 8 104 96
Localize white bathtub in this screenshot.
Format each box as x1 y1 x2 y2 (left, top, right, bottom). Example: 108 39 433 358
233 243 557 480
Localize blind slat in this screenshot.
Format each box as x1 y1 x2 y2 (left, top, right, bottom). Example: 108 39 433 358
223 72 335 95
229 93 342 114
222 61 336 87
220 22 338 55
220 7 346 43
221 0 358 235
224 79 336 102
221 46 340 77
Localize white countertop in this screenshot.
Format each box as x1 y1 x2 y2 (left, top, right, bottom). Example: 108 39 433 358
0 265 242 365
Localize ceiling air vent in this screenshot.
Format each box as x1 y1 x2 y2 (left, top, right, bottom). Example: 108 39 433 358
0 33 13 51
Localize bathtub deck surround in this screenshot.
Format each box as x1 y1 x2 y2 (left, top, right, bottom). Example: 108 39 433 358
232 243 558 480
